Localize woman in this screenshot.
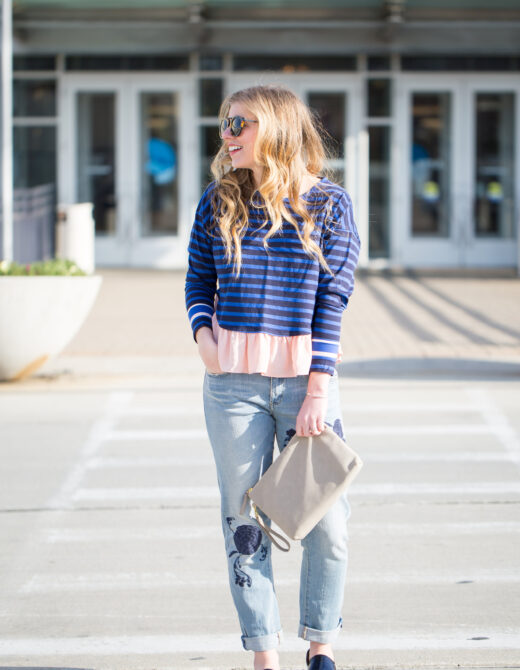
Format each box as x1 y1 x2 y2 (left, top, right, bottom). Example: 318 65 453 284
185 85 360 670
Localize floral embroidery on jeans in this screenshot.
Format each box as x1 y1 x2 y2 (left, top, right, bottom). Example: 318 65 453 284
283 428 296 448
329 419 345 441
226 517 263 588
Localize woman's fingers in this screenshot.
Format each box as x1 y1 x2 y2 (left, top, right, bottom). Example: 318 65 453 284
296 396 327 436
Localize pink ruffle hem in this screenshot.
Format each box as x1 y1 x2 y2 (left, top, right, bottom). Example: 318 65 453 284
212 314 312 377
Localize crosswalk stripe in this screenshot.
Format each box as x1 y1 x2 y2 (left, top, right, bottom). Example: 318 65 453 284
86 451 516 469
113 403 481 416
19 570 520 593
72 481 520 502
104 425 493 440
43 521 520 544
0 631 519 654
73 486 220 501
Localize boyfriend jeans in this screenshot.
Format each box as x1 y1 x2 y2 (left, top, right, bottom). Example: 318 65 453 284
203 371 350 652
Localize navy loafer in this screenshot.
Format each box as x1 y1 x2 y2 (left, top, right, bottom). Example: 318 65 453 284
306 650 336 670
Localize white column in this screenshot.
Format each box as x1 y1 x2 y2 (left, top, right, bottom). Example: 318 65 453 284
1 0 13 262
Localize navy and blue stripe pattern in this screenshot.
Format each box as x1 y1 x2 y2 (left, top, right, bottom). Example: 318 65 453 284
185 178 360 375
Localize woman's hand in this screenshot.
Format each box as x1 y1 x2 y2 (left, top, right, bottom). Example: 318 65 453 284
295 371 330 437
296 395 328 436
196 326 223 375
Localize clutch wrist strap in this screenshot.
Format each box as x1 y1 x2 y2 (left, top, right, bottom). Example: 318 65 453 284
306 392 328 398
243 489 291 552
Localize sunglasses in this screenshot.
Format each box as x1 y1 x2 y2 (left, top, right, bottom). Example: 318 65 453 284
219 115 258 138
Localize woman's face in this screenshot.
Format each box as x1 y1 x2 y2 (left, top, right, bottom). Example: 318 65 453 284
222 101 261 180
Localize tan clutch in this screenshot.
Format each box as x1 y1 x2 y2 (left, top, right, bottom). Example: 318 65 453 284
242 425 363 551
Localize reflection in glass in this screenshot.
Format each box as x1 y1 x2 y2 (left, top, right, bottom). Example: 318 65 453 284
411 93 451 236
307 92 346 186
368 55 391 71
141 92 178 236
200 126 220 190
199 79 223 117
14 56 56 71
66 55 189 71
14 126 56 188
14 80 56 117
474 93 515 238
200 54 223 71
369 126 391 258
77 93 116 235
367 79 392 118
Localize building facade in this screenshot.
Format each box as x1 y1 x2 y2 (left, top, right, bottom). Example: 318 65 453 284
6 0 520 270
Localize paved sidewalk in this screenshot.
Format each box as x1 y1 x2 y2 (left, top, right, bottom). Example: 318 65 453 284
27 267 520 387
1 269 520 670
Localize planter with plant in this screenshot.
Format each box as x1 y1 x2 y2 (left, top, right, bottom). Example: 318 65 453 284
0 259 102 381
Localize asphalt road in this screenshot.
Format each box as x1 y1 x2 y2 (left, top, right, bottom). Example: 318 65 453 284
1 373 519 669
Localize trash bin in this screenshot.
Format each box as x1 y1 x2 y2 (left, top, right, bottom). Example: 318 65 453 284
56 203 95 275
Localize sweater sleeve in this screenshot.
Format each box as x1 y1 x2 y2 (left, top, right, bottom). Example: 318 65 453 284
310 192 361 375
185 185 218 341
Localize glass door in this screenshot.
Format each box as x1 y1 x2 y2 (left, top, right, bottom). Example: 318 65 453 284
128 77 197 267
465 79 518 267
60 77 127 265
394 77 462 266
226 75 367 262
61 74 197 268
395 75 519 268
76 92 117 237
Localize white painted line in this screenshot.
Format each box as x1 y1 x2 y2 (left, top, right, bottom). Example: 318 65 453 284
358 451 514 463
1 631 519 655
345 403 481 413
353 482 520 495
72 481 520 502
87 456 213 469
72 486 220 501
105 429 208 441
47 392 134 510
353 521 520 535
117 406 204 416
86 451 514 470
113 403 479 417
45 527 222 543
103 425 492 441
347 425 492 435
20 569 520 593
44 521 520 544
467 388 520 469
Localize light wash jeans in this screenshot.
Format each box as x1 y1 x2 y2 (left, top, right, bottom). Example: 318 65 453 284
203 370 350 652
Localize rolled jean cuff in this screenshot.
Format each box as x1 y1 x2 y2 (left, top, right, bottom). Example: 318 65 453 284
241 630 283 651
298 619 342 643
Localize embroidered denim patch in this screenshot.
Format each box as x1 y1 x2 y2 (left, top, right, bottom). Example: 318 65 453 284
226 517 265 588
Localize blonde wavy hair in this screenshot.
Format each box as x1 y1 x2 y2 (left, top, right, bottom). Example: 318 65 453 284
210 84 333 276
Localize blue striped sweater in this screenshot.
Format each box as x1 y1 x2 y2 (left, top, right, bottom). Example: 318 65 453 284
185 177 360 375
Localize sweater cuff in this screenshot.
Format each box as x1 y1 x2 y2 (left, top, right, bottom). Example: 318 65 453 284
310 338 339 376
188 303 214 341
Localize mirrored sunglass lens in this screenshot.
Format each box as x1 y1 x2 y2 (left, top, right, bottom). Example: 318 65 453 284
231 117 244 135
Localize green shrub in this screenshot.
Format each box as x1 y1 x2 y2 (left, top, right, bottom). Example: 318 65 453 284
0 259 87 276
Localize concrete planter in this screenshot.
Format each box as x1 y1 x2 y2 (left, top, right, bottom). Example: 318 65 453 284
0 275 102 381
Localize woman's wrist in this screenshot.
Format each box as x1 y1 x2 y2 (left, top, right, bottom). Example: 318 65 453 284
306 370 330 397
195 326 214 345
